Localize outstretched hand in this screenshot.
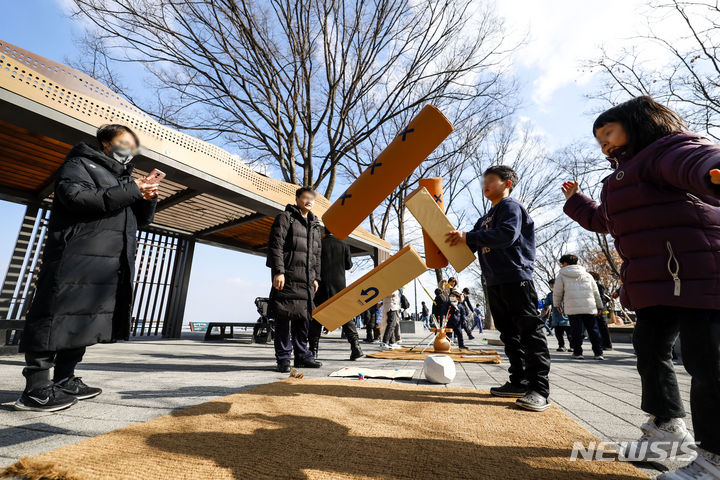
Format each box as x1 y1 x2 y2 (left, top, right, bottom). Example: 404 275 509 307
710 169 720 185
561 181 580 200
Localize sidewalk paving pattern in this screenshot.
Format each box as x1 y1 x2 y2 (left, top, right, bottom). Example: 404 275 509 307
0 329 693 478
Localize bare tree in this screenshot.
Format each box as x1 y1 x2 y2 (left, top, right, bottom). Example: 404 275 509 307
442 120 567 328
534 224 573 291
68 0 521 196
584 0 720 140
548 142 623 280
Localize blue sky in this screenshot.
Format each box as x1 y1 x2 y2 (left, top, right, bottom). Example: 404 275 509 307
0 0 678 324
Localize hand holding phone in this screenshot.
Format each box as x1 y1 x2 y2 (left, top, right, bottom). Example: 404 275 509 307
145 168 166 183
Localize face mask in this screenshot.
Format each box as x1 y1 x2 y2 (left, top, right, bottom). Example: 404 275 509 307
110 145 134 165
450 299 458 306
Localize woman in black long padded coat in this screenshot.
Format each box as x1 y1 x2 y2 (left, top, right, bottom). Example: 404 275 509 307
15 124 160 413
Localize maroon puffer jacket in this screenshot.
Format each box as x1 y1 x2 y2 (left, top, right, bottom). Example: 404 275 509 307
564 133 720 311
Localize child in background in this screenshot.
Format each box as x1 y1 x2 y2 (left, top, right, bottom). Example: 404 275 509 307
541 279 571 352
470 303 484 334
440 289 468 350
563 96 720 476
447 165 551 412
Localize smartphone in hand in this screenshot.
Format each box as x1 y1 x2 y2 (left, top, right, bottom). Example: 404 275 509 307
145 168 166 183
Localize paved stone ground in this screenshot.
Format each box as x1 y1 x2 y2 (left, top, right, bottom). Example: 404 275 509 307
0 327 694 479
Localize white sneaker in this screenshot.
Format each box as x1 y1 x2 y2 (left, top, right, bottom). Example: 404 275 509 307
389 343 402 350
657 449 720 479
622 416 696 462
379 342 391 350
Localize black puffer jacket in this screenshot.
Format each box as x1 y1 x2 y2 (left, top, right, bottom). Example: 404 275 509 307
314 233 353 305
20 142 157 352
266 204 322 302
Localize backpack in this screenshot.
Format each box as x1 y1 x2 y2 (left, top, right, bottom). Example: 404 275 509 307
400 293 410 310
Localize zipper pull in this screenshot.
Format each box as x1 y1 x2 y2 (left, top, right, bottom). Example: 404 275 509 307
666 241 682 297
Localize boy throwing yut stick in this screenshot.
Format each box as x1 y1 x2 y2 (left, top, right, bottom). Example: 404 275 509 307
446 165 551 412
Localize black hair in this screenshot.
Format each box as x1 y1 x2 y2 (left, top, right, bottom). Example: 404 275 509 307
476 303 480 307
296 186 316 198
434 288 442 295
97 124 139 148
589 271 600 281
592 96 686 155
484 165 519 192
548 278 555 285
559 254 578 265
462 287 470 293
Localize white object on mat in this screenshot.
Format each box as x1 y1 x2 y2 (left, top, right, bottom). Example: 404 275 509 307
424 355 456 384
329 367 416 379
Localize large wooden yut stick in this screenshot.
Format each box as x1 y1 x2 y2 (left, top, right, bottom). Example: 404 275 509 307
312 245 427 331
418 177 449 269
405 186 476 273
322 105 454 240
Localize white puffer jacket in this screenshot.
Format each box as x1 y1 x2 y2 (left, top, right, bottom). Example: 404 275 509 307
383 291 401 313
553 265 603 316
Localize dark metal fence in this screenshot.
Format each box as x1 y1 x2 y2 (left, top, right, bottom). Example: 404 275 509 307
0 205 196 354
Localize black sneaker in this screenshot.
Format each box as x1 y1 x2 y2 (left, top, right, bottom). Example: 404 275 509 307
516 391 551 412
276 360 291 373
14 384 78 412
467 334 475 340
294 357 322 368
56 376 102 400
490 382 528 398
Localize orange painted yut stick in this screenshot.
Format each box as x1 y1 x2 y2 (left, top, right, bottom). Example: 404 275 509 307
322 105 454 239
418 177 449 269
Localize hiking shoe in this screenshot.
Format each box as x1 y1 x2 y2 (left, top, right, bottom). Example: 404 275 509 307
594 355 605 361
571 354 584 360
622 416 696 462
556 347 568 352
657 448 720 479
276 360 291 373
294 357 322 368
490 381 528 398
14 384 78 412
56 376 102 400
516 391 551 412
